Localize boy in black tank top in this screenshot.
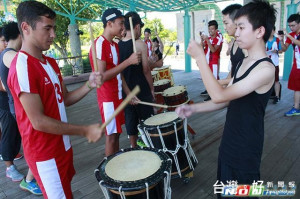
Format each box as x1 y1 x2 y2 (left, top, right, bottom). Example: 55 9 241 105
176 1 276 197
119 11 154 148
219 4 245 86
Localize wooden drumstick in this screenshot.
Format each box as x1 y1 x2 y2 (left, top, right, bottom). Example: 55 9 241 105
138 101 168 109
100 86 140 131
138 99 190 109
89 22 98 72
89 22 100 88
129 17 137 53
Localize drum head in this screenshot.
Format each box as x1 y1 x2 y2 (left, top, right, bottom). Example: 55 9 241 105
153 79 171 86
151 71 158 76
95 148 171 192
144 112 179 126
153 65 170 71
105 150 161 181
162 86 186 97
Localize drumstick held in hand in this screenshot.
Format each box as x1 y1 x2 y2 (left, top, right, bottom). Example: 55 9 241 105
100 86 140 131
89 22 98 72
129 17 137 53
89 22 100 88
138 101 168 109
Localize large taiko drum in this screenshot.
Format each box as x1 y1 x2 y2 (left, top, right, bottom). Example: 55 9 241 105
151 71 159 82
153 65 174 85
153 79 171 93
153 79 171 105
138 112 198 179
95 147 172 199
162 86 189 111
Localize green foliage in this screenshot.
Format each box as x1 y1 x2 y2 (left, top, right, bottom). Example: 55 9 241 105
80 22 104 46
8 0 103 59
82 56 92 73
142 18 177 43
0 11 6 26
142 18 177 56
61 64 73 76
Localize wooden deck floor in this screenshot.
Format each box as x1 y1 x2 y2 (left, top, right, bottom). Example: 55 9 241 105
0 69 299 199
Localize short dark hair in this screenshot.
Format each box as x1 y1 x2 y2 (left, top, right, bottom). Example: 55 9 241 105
222 4 242 21
124 11 144 31
144 28 151 34
16 1 56 35
152 37 159 43
208 20 218 29
287 14 300 23
3 22 20 42
235 0 276 43
0 27 3 38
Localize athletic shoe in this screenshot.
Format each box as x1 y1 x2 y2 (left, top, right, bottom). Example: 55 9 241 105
0 154 2 161
137 138 147 148
14 153 24 161
6 165 24 182
204 96 211 101
285 107 300 117
20 179 43 195
273 96 279 104
200 90 208 96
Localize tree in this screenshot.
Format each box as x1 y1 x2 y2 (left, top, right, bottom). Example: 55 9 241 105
142 18 177 55
9 0 102 66
0 11 6 26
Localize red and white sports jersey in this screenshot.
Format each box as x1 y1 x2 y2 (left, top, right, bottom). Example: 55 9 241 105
204 32 223 65
286 31 300 69
8 51 71 161
144 39 152 57
89 35 122 102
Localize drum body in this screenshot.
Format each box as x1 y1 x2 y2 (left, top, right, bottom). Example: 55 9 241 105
153 79 171 93
153 79 171 105
162 86 189 110
95 147 172 199
138 112 198 179
153 65 174 85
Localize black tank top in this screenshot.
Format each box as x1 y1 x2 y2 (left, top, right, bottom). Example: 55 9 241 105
230 41 244 77
119 40 152 101
219 57 274 171
0 48 14 112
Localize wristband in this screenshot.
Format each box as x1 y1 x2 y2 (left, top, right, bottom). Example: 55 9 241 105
86 81 93 90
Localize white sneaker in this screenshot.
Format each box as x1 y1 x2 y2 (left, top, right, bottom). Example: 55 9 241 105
6 165 24 182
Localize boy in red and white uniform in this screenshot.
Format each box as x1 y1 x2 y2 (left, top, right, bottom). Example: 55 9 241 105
279 14 300 116
8 1 104 198
201 20 223 101
144 28 152 57
89 8 140 156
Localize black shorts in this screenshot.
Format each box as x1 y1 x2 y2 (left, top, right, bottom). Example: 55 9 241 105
124 98 154 136
217 157 260 199
275 66 279 82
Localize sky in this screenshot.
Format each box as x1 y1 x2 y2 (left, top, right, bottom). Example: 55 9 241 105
146 0 244 30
